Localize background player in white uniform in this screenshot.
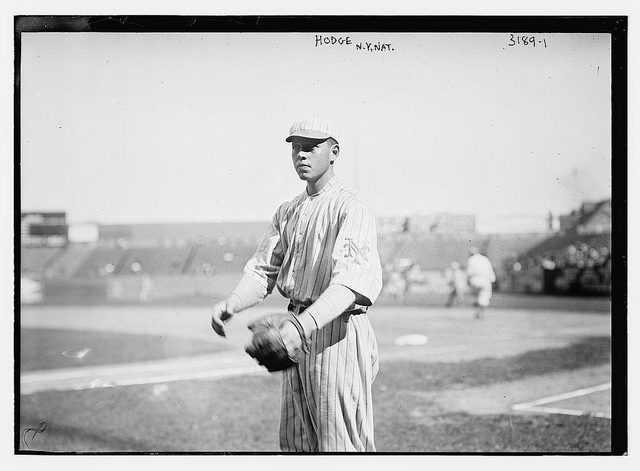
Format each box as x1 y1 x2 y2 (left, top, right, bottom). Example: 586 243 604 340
210 116 383 452
466 247 496 319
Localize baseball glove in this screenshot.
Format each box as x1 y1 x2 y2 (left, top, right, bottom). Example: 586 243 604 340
245 313 310 372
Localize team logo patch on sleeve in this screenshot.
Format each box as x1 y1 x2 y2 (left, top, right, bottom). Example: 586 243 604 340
343 238 370 265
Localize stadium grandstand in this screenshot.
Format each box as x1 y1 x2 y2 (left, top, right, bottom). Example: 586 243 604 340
115 246 193 276
20 246 62 276
503 200 611 295
74 246 130 278
44 243 94 278
19 201 611 303
377 232 548 297
186 240 256 276
98 222 267 246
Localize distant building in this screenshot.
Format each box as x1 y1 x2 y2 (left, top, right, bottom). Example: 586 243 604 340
559 200 611 235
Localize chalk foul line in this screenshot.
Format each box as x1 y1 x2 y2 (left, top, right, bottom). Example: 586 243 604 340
512 382 611 419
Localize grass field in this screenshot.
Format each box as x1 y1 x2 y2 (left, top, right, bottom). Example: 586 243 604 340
17 296 616 454
21 328 227 372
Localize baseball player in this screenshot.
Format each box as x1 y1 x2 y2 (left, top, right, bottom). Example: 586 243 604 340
444 261 467 307
466 247 496 319
210 116 383 452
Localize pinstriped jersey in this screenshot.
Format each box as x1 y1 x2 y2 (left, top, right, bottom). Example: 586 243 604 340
243 176 382 309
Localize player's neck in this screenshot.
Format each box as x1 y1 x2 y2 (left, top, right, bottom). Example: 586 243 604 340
306 169 335 196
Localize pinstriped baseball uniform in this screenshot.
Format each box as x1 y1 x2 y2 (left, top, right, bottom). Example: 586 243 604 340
242 176 383 451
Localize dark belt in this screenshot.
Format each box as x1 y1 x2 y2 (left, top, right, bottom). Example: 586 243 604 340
287 301 366 317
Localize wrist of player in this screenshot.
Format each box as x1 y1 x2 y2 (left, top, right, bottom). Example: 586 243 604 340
230 275 266 311
280 320 307 362
225 293 243 313
298 284 357 332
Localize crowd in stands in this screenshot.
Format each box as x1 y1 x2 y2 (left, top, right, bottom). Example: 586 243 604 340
502 233 611 295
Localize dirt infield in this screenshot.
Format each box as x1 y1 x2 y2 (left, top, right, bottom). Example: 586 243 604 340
18 298 613 453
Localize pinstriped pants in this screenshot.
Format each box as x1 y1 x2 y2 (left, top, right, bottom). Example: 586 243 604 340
279 313 379 452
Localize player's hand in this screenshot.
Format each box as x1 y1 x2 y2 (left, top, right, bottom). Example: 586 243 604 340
245 314 310 372
211 298 238 337
280 321 304 357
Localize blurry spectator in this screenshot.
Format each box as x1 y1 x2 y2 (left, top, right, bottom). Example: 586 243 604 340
384 258 412 302
466 247 496 319
139 273 155 303
444 261 467 308
405 264 428 293
386 272 408 302
541 255 559 294
109 279 124 300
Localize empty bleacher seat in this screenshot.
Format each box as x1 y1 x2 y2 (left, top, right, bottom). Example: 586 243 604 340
20 246 63 276
117 246 192 275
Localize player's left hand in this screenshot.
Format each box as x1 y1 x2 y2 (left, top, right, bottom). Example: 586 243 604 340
280 321 303 355
245 313 310 372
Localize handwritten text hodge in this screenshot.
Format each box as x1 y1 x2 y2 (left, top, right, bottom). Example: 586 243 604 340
315 35 394 52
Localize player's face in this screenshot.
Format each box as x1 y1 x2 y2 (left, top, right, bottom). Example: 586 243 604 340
290 137 336 183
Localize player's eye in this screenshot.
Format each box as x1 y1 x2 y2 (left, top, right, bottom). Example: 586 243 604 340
292 142 316 153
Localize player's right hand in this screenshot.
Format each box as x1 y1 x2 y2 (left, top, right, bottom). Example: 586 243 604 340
211 298 237 337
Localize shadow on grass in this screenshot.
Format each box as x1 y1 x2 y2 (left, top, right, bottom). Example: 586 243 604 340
376 336 610 392
376 412 611 453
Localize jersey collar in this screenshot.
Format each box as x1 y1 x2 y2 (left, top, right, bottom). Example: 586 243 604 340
306 176 340 198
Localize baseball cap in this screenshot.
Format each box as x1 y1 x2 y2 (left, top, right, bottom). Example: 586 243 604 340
285 116 339 143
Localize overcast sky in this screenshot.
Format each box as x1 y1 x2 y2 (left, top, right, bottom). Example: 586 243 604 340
20 32 612 231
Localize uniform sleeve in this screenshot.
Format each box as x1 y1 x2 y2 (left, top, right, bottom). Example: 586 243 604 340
488 261 497 283
330 197 383 306
242 207 286 297
466 257 478 278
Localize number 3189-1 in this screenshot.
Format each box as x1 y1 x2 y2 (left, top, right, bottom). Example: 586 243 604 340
508 34 547 48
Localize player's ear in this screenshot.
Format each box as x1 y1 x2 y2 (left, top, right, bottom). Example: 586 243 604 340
330 142 340 164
